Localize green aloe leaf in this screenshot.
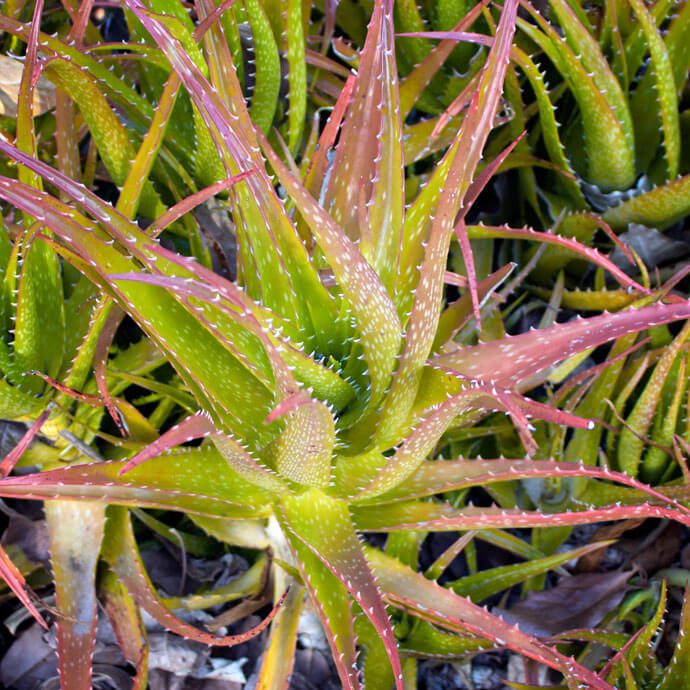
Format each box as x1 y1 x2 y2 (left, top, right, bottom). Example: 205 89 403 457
602 173 690 229
627 0 680 180
244 0 281 133
277 488 404 689
606 581 666 686
283 0 307 153
366 547 613 689
447 541 612 603
549 0 633 154
655 585 690 689
517 7 635 190
617 320 690 478
0 449 273 518
42 57 164 219
254 583 305 690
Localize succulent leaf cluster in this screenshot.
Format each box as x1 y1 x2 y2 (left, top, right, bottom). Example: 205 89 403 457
0 0 689 688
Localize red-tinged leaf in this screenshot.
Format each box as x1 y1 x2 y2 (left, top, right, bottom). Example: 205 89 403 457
430 71 481 139
119 411 215 475
93 307 126 435
462 133 526 216
431 301 690 390
277 489 404 690
435 264 514 348
398 0 489 117
101 568 148 690
45 500 105 690
0 448 273 518
101 506 283 646
365 547 614 689
0 408 50 478
376 0 519 447
454 218 481 325
372 458 690 512
147 171 255 236
466 224 648 295
0 543 46 629
304 73 356 198
27 372 103 406
321 0 404 294
354 381 596 498
194 0 242 41
258 130 402 419
352 500 690 533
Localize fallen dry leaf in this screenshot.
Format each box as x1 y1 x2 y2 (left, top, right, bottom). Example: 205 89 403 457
0 56 56 117
495 571 633 637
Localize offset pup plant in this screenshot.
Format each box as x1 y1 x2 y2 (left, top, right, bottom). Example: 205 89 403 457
2 0 690 688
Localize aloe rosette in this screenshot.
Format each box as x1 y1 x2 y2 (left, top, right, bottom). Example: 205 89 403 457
2 0 690 688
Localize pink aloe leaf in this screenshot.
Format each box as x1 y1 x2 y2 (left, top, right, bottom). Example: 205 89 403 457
304 73 356 198
277 489 404 690
368 458 690 512
147 170 256 236
321 0 404 294
45 501 105 690
0 448 273 518
352 381 593 498
454 218 481 325
93 307 126 436
0 408 50 478
431 301 690 390
462 133 526 215
119 411 216 475
376 0 520 447
466 223 648 295
435 263 515 348
365 547 613 689
101 506 284 646
351 500 690 532
0 543 47 629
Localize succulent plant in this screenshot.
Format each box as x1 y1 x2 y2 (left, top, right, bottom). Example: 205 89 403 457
1 0 690 688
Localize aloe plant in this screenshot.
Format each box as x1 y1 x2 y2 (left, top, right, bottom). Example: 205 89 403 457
2 0 690 688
